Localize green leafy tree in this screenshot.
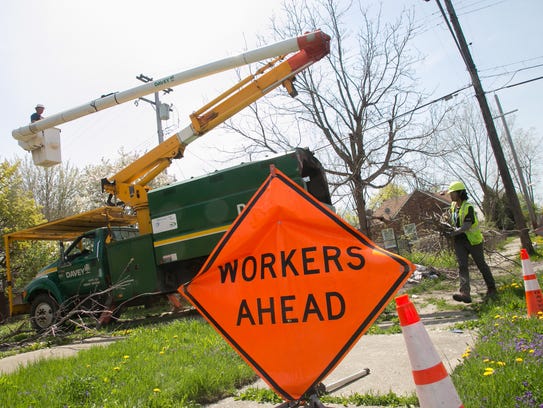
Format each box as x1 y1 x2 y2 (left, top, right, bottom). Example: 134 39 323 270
369 184 408 210
0 160 54 288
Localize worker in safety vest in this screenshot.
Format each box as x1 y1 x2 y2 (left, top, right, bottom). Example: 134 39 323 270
446 181 497 303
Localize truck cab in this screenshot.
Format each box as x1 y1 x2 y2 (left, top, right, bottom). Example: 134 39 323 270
23 227 139 331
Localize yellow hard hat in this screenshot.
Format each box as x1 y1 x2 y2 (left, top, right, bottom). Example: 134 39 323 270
447 181 466 192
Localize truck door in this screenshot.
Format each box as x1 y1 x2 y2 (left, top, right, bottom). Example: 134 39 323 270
58 232 105 296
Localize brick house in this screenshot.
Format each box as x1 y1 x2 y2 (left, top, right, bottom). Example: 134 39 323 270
370 190 451 249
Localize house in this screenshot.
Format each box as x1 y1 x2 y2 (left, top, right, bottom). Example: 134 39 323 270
370 190 451 249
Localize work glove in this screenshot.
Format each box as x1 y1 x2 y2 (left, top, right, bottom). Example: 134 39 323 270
446 228 461 237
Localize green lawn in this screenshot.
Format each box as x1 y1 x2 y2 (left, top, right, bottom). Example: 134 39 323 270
0 318 256 407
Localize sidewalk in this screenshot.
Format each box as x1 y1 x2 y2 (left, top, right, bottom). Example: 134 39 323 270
0 337 118 375
207 324 474 408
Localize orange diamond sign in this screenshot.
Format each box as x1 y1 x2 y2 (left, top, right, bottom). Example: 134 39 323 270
180 168 414 401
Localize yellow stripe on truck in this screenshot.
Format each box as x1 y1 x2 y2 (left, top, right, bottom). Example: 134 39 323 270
153 224 230 248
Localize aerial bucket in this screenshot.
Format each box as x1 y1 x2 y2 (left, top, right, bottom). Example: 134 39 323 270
21 127 62 167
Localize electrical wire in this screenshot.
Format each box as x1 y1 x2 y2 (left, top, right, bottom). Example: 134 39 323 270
311 84 473 154
309 69 543 156
487 75 543 93
478 56 543 73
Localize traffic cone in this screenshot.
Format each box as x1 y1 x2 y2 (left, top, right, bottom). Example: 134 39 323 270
395 294 463 408
520 249 543 317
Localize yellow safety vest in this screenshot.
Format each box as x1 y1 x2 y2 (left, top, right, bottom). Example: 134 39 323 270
450 201 484 245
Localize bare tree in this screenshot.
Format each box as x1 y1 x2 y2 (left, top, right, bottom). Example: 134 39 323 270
438 102 500 209
225 0 443 237
19 157 84 220
503 126 541 208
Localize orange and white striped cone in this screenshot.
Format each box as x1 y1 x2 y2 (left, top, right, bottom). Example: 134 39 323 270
520 249 543 317
395 294 463 408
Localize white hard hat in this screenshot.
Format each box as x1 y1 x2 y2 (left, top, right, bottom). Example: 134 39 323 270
36 104 44 109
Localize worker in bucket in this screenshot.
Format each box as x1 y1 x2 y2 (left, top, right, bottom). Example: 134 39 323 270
445 181 497 303
31 104 45 123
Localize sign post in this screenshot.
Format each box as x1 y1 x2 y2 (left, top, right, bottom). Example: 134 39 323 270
181 168 414 402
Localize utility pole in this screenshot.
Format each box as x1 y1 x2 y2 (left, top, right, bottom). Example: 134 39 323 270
136 74 173 144
493 94 538 229
432 0 534 254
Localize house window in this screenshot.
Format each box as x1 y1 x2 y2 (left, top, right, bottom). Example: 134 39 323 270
381 228 397 249
403 223 418 241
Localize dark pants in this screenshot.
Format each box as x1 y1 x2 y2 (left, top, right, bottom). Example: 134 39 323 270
453 237 496 295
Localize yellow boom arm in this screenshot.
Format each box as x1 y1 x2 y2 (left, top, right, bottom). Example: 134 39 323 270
102 31 330 233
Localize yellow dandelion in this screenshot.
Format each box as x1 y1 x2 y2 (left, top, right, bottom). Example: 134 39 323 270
494 323 499 327
153 388 161 393
528 349 535 354
159 351 165 355
86 364 91 368
494 314 501 319
497 361 506 366
483 368 494 376
515 358 523 363
537 311 543 316
123 355 130 359
173 335 178 339
113 366 121 371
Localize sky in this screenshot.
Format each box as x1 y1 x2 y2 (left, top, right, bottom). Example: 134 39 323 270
1 0 542 200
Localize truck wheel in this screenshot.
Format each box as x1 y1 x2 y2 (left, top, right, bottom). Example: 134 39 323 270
30 294 59 332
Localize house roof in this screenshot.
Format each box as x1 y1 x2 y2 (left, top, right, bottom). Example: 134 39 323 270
373 194 410 220
372 190 451 221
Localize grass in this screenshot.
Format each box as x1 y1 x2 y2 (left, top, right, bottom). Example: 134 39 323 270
451 280 543 407
0 318 256 407
236 387 419 406
1 242 542 407
406 249 457 269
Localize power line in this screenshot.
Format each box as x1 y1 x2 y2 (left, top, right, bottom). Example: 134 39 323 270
478 55 543 73
412 0 511 37
488 75 543 93
454 0 508 15
312 84 473 154
480 63 543 79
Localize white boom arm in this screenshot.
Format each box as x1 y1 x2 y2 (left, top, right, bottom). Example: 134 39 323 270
12 31 326 140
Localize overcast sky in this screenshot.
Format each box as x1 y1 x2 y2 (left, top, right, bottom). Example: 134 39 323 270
1 0 542 199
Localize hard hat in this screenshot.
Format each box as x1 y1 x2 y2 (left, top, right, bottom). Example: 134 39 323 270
35 104 44 109
447 181 466 192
